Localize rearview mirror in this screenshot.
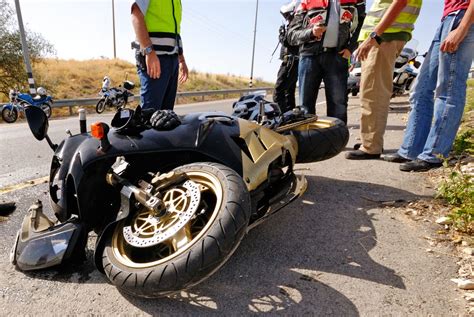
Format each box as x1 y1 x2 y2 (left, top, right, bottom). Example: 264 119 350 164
25 106 48 141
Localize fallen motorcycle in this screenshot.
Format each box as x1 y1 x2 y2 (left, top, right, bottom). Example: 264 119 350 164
11 100 348 298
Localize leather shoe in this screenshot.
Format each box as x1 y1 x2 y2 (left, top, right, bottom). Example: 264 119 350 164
383 153 410 163
399 159 442 172
345 150 381 160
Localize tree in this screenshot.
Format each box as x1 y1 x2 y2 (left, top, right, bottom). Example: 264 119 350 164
0 0 54 99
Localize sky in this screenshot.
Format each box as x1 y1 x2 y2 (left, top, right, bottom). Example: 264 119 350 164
7 0 447 82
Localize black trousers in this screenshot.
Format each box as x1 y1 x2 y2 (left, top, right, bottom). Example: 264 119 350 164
273 56 299 113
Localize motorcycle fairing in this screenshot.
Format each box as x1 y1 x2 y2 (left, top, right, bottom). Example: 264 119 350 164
48 112 296 225
1 103 14 110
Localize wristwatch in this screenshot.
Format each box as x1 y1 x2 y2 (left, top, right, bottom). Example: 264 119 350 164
141 45 154 56
369 31 382 45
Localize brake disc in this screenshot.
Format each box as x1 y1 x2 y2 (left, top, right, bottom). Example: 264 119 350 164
123 180 201 248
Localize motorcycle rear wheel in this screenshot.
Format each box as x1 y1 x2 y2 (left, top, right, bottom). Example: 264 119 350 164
102 162 251 298
290 117 349 163
96 99 106 114
2 108 18 123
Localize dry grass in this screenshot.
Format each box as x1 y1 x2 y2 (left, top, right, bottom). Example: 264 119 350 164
33 59 139 100
32 58 271 100
13 58 272 117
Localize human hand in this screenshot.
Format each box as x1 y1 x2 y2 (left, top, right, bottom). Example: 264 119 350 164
179 58 188 84
440 28 466 53
354 38 377 62
146 53 161 79
312 25 326 41
339 49 351 60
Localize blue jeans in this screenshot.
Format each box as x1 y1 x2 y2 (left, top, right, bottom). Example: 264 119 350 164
137 54 179 110
299 52 349 123
398 10 474 163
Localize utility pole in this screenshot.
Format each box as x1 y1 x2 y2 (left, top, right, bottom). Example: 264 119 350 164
14 0 36 94
112 0 117 58
249 0 259 89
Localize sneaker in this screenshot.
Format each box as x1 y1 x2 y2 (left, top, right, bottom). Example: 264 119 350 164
399 159 442 172
383 153 411 163
345 150 381 160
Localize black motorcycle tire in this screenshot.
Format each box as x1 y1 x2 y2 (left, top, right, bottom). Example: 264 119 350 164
102 162 251 298
2 108 18 123
96 99 106 114
291 117 349 163
41 103 52 118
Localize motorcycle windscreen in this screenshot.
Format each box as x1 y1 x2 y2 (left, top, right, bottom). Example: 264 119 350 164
11 221 83 271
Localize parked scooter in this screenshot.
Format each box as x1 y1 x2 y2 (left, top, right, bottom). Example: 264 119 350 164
1 87 53 123
96 76 135 114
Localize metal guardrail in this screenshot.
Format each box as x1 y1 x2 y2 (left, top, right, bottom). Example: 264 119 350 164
53 87 275 108
1 87 273 115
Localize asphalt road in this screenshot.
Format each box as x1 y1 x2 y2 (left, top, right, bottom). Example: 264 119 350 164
0 94 464 315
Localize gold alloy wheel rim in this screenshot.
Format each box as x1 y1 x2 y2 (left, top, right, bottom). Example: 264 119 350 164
112 170 224 269
291 119 335 131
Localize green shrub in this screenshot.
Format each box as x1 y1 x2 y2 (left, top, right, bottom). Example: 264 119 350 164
437 161 474 234
453 129 474 155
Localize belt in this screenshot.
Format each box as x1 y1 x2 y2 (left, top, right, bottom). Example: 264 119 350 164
322 47 337 53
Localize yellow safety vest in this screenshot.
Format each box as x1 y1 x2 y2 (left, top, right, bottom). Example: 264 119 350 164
143 0 183 55
359 0 422 41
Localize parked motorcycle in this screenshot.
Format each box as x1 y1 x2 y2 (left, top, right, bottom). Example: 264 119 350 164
346 41 422 98
1 87 53 123
11 99 348 298
392 41 421 98
346 61 361 97
96 80 135 114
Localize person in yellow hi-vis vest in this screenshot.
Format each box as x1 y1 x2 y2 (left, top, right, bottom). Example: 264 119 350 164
345 0 422 160
131 0 188 111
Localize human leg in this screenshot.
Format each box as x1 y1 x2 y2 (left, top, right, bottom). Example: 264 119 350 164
298 55 323 114
358 41 405 154
161 55 180 110
397 28 442 160
285 57 299 111
417 16 474 163
322 52 349 124
138 67 166 110
273 61 290 111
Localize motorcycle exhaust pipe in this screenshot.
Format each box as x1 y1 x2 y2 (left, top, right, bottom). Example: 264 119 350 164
78 108 87 134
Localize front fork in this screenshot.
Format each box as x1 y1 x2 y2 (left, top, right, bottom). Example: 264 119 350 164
105 156 188 222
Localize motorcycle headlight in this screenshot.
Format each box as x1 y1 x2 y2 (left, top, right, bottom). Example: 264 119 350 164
14 228 75 270
11 214 84 271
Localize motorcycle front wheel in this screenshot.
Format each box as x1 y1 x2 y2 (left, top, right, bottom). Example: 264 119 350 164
2 107 18 123
96 99 106 114
40 103 52 118
102 162 251 298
